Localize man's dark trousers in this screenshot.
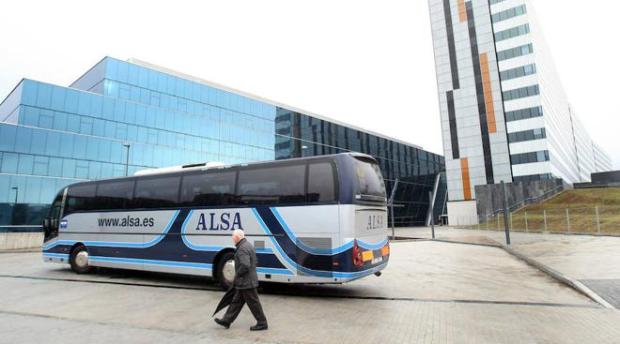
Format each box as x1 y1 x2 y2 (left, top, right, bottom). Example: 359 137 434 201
221 288 266 325
221 238 267 326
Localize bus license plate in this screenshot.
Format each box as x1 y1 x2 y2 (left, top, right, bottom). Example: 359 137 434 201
371 256 382 265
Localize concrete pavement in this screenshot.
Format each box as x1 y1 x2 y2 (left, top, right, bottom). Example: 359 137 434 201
2 240 620 343
391 227 620 308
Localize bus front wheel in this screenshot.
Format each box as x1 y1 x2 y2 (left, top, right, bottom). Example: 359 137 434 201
70 245 92 274
216 251 235 290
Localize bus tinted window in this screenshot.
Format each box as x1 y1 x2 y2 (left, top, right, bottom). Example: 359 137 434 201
180 171 237 206
133 176 180 209
237 164 305 205
66 183 97 212
308 162 336 202
355 158 386 200
95 180 134 210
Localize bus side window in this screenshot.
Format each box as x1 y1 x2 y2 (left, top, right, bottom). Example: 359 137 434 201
65 183 97 213
180 171 237 207
95 180 135 210
131 176 181 209
237 164 305 205
307 162 336 203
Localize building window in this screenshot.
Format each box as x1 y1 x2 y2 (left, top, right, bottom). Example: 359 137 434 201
508 128 546 143
511 150 550 165
503 85 539 101
500 64 537 81
495 24 530 42
492 5 527 23
497 44 534 61
505 106 543 122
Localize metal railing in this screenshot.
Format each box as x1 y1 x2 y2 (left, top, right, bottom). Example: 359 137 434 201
478 206 620 236
481 184 565 221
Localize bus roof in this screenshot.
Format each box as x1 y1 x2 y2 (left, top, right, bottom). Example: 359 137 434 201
64 152 378 188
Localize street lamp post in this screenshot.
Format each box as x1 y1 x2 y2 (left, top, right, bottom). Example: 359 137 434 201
11 186 18 205
123 143 131 176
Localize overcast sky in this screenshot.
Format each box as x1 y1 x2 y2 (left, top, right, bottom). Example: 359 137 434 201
1 0 618 168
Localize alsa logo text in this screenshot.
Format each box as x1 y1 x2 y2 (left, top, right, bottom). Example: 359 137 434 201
195 212 243 231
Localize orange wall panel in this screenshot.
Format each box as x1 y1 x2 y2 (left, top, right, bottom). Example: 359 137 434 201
457 0 467 22
460 158 472 200
479 53 497 133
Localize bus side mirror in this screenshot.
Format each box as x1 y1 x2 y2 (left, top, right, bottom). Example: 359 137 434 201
43 218 50 229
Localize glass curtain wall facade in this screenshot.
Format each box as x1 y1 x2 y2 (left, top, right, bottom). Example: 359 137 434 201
0 57 444 230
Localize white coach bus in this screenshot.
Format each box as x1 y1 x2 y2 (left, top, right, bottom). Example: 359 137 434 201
42 153 390 287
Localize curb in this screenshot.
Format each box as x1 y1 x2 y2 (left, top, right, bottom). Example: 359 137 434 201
431 238 502 249
502 246 615 309
426 238 615 309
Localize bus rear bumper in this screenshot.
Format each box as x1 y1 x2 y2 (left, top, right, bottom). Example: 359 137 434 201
340 260 389 283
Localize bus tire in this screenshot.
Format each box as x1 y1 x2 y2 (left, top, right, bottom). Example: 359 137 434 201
215 251 235 290
70 245 92 274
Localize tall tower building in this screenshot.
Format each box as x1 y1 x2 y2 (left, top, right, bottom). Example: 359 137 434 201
429 0 612 224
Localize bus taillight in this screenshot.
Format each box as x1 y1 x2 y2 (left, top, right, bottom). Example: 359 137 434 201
352 240 364 268
381 242 390 256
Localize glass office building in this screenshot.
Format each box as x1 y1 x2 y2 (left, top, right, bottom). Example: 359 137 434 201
0 57 444 230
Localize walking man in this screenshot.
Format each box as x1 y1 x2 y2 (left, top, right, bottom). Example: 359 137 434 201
215 229 268 331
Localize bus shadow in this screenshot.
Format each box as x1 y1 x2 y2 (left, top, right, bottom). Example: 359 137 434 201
49 267 372 298
258 281 374 299
49 266 218 290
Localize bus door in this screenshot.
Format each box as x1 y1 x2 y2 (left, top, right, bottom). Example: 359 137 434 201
44 190 65 243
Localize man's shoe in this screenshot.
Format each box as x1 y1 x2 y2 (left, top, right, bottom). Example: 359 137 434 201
214 318 230 329
250 323 268 331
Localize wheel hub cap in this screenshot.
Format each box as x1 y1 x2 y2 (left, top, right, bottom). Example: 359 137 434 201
222 259 236 285
75 251 89 268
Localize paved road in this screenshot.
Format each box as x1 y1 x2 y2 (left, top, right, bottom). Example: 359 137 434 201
0 241 593 305
391 227 620 309
1 241 619 343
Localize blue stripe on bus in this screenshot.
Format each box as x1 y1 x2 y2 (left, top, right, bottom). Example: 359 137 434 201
270 207 388 253
43 253 69 259
89 255 213 269
256 267 294 276
44 252 296 277
357 238 389 250
42 210 181 251
88 256 293 275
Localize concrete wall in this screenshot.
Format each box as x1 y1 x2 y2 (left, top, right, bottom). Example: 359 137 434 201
447 200 478 226
474 179 566 220
592 171 620 186
0 232 43 251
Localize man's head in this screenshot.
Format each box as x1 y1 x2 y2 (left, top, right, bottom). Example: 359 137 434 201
232 229 245 245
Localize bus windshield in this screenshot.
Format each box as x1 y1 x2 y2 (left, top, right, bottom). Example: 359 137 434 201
354 157 386 203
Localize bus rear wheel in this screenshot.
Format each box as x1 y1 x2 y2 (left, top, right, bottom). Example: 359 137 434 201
70 246 92 274
216 251 235 290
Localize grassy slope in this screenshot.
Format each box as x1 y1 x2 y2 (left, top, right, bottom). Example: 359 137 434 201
487 188 620 234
